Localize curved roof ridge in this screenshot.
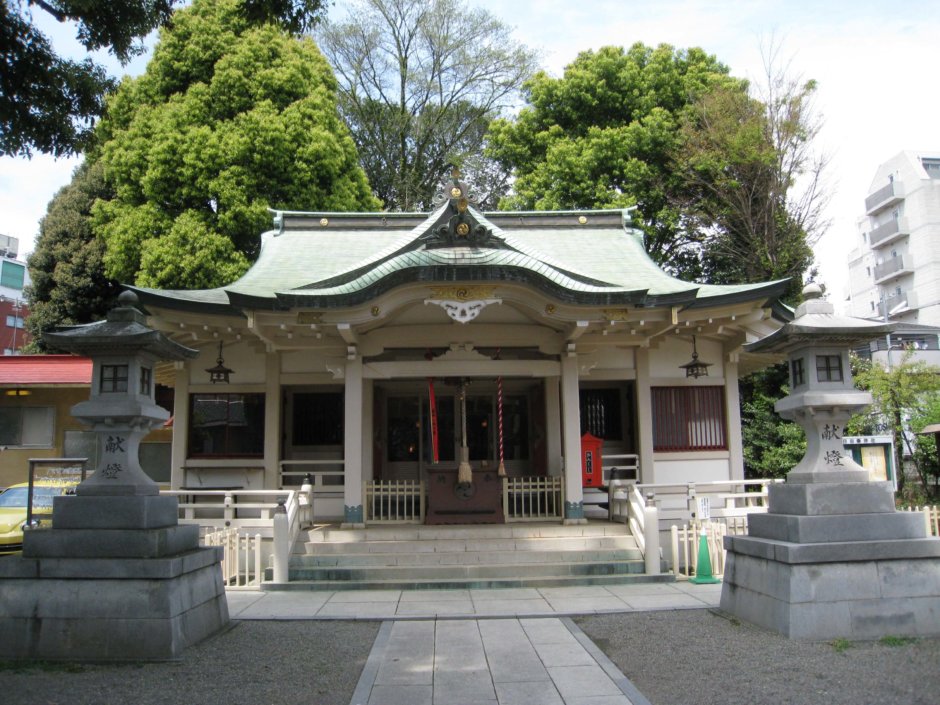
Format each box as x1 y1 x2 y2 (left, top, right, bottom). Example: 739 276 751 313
286 246 628 298
226 205 449 297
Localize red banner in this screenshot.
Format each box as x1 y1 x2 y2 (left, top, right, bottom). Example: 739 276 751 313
428 378 439 463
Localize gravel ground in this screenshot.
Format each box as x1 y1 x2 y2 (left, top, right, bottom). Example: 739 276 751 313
1 621 379 705
4 611 939 705
576 610 940 705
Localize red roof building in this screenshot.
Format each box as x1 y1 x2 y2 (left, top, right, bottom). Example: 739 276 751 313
0 354 92 388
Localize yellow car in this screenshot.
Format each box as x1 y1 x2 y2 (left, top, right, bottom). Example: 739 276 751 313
0 481 79 555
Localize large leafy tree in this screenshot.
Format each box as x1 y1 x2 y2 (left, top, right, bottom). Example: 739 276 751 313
24 160 119 351
0 0 326 157
487 43 741 278
318 0 539 211
92 0 379 289
675 51 827 301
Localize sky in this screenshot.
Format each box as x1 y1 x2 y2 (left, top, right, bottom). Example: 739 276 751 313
1 0 938 308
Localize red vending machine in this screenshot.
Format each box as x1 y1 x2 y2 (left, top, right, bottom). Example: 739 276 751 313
581 432 603 488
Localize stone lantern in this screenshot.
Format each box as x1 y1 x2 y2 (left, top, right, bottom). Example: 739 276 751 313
720 284 940 640
44 290 197 496
0 292 230 662
753 284 884 483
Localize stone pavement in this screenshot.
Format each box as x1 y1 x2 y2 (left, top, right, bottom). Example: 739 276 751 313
225 582 722 705
225 582 721 620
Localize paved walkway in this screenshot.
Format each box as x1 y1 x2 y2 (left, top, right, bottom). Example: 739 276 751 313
225 582 722 705
225 581 722 620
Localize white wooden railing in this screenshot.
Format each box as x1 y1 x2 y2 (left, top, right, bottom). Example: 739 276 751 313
363 479 425 523
164 488 303 584
637 478 780 526
605 481 660 574
503 476 564 522
601 453 640 483
901 505 939 536
204 527 263 588
279 459 344 486
670 517 748 579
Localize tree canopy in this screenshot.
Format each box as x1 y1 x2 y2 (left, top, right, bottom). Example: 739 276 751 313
24 160 119 351
675 49 827 300
488 42 826 291
91 0 379 290
0 0 325 157
319 0 539 211
487 43 741 278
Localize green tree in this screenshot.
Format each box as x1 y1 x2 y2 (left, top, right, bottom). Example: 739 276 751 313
740 365 806 479
848 351 940 498
319 0 539 211
487 43 742 278
910 395 940 502
24 160 119 351
675 48 827 301
92 0 379 289
0 0 325 157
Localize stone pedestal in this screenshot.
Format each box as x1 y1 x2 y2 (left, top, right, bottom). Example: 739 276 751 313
720 481 940 640
0 494 229 661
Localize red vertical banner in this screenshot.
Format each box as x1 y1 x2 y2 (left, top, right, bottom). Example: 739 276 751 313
427 377 439 463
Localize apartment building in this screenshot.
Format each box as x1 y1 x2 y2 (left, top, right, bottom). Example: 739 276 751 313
0 235 31 354
846 151 940 330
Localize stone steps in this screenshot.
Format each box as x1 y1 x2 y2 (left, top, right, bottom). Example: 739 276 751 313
300 535 637 555
268 520 670 591
302 548 641 566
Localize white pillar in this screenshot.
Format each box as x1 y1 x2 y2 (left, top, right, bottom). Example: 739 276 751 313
263 350 281 489
635 348 655 484
544 376 562 476
343 355 364 527
170 363 189 490
724 356 745 481
561 353 585 523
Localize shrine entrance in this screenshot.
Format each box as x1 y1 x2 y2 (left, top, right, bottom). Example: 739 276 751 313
376 379 542 482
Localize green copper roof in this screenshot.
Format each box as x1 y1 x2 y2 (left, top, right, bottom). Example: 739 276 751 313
131 199 788 314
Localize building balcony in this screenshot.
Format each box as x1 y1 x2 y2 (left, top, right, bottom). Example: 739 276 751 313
873 256 913 284
869 217 909 249
879 290 907 317
865 181 905 215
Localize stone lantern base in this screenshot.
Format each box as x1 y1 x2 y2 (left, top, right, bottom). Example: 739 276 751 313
720 480 940 640
0 494 229 661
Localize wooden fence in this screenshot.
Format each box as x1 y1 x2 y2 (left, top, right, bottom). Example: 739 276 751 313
502 476 564 522
901 505 939 536
670 517 749 579
203 527 263 587
363 479 425 523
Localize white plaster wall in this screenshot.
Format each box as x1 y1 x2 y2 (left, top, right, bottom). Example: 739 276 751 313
581 346 635 374
281 349 343 374
188 341 267 385
648 336 724 381
652 456 732 485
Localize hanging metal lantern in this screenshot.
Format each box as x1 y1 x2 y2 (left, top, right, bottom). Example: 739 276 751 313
680 336 712 379
206 341 233 384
